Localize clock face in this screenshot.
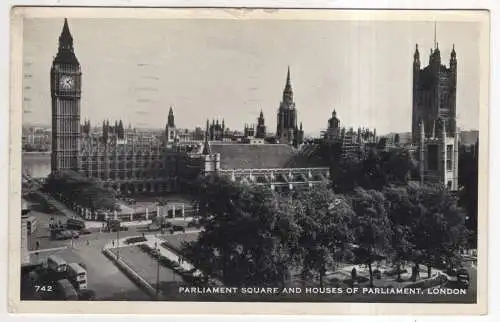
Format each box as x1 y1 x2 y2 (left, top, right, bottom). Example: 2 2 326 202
59 75 74 90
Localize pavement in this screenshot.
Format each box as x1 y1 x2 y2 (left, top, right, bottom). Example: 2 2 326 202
103 234 202 275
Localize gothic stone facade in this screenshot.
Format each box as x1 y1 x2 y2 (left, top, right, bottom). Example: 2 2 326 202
412 43 459 191
50 19 82 173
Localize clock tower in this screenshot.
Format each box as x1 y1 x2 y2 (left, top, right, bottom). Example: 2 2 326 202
50 18 82 173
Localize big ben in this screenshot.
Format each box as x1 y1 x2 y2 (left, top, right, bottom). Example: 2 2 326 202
50 18 82 173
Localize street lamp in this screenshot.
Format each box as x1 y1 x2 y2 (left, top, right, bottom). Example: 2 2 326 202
155 242 160 300
116 224 120 260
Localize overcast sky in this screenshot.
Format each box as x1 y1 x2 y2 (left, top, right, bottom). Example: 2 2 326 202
22 18 481 135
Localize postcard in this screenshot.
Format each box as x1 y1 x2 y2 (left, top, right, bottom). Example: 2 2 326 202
8 7 489 315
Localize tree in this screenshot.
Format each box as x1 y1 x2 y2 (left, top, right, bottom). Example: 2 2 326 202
185 175 301 287
409 185 467 277
383 186 416 281
42 170 119 212
349 188 392 287
330 147 415 194
359 148 385 190
380 148 416 184
330 153 363 193
458 141 479 247
294 184 355 287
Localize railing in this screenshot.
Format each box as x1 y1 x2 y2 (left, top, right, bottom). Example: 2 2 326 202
218 167 329 174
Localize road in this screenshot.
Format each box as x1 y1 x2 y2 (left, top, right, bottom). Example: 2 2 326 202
109 246 183 299
23 189 155 301
27 247 150 301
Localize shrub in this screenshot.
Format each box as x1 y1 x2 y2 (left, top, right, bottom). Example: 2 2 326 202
405 274 448 289
125 236 147 245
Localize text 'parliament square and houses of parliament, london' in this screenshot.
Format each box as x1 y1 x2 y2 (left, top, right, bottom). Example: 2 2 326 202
49 19 461 195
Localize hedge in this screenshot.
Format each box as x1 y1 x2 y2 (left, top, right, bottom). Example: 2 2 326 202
404 273 448 289
135 244 206 285
125 236 147 245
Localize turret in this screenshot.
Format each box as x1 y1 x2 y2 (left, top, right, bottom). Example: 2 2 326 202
413 44 420 68
450 44 457 82
167 106 175 127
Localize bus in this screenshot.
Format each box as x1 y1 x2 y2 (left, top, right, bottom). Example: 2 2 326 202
47 255 68 273
55 279 78 300
26 216 37 235
67 263 88 290
21 199 31 215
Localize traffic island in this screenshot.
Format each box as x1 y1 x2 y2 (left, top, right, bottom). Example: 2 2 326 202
101 248 158 299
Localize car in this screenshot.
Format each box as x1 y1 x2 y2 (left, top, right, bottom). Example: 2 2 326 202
187 220 202 228
55 231 72 240
70 231 80 239
79 228 92 235
456 268 470 289
170 225 186 234
147 224 161 232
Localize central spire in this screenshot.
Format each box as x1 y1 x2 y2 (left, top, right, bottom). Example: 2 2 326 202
433 21 437 49
282 66 294 106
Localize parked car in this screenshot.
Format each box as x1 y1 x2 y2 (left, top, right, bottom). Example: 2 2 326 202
147 224 161 232
79 228 92 235
70 231 80 239
456 268 470 289
170 225 186 234
187 220 202 228
55 230 73 240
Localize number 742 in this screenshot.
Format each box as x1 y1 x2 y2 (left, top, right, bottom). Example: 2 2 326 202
34 285 53 292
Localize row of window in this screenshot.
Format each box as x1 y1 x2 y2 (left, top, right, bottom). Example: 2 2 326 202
80 155 163 161
55 156 78 169
56 140 78 150
84 170 163 180
81 162 163 168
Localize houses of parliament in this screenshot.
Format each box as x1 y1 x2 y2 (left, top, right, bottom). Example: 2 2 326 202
50 19 329 194
49 19 460 194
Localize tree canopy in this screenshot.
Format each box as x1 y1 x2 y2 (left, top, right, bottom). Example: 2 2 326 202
42 170 119 212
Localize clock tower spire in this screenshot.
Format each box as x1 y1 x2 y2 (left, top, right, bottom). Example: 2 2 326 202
51 18 82 173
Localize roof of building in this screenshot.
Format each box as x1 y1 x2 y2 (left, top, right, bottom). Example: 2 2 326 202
211 143 297 169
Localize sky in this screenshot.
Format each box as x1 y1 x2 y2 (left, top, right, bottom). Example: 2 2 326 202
22 17 482 135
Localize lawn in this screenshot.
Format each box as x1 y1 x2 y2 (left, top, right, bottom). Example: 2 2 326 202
158 233 200 253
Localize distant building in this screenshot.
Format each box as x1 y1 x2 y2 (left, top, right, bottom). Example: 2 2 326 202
325 109 341 143
412 42 459 190
208 119 226 141
324 109 378 155
165 106 177 144
255 110 267 139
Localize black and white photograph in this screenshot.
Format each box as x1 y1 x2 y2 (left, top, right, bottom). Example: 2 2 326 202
8 7 489 315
